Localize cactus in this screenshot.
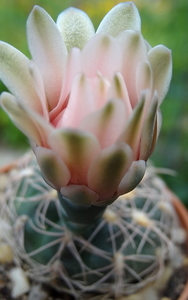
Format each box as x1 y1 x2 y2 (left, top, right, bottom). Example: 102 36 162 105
1 152 184 299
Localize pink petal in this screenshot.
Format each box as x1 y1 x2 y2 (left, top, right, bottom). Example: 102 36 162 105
91 75 110 109
35 147 71 190
108 72 132 116
49 47 82 121
88 143 133 200
81 34 123 80
27 6 67 111
56 73 94 128
60 185 99 205
117 30 148 107
79 99 126 149
48 129 100 185
117 160 146 196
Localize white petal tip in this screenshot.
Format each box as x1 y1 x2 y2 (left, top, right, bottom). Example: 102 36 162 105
97 2 141 37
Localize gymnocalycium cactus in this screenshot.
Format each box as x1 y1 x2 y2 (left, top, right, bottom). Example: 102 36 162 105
2 152 184 299
0 2 178 299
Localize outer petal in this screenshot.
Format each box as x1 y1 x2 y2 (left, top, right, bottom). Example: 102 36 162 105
148 45 172 104
56 7 95 52
79 98 126 149
81 34 123 80
29 62 49 120
60 185 99 205
156 109 162 139
97 2 141 37
117 30 148 107
139 92 159 161
136 61 153 100
118 93 146 159
48 129 100 185
117 160 146 195
88 143 133 200
35 147 71 190
0 42 42 113
0 92 51 146
147 109 162 158
27 6 67 110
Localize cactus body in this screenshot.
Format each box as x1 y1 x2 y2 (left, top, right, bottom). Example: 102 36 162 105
1 153 183 299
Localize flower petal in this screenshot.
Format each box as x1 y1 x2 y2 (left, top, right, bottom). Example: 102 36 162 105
27 5 67 110
60 185 99 205
57 73 94 128
56 7 95 52
117 160 146 195
118 92 146 159
147 109 162 158
88 143 133 200
1 92 53 147
29 62 49 120
0 42 42 113
92 75 110 109
81 34 123 80
156 109 162 139
97 2 141 37
0 92 44 145
136 61 153 100
148 45 172 104
35 147 71 190
140 93 158 161
79 98 126 149
117 30 148 107
49 47 82 122
139 92 159 161
48 129 100 185
108 72 132 116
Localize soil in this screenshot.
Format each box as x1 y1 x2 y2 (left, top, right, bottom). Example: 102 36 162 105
160 265 188 300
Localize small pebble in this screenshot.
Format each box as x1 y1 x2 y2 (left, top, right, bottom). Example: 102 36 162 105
9 267 30 298
119 286 158 300
28 284 48 300
0 242 13 263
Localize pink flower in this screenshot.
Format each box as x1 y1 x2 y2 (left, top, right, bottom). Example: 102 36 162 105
0 2 172 205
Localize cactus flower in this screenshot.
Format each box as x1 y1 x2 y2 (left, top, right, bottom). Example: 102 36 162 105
0 2 172 206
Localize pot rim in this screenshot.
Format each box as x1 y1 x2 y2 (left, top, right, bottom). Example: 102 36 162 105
166 188 188 300
167 188 188 246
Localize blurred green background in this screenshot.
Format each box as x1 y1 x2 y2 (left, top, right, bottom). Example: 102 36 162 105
0 0 188 207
